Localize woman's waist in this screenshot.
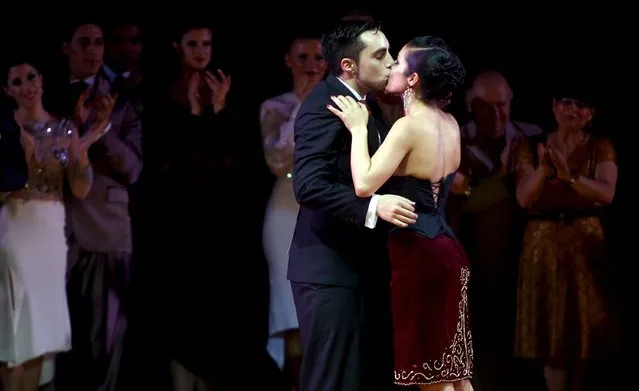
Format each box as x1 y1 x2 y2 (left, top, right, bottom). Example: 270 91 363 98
3 193 65 204
390 212 455 239
1 197 66 228
527 208 601 222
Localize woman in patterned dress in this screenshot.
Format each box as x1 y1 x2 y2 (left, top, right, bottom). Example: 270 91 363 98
514 87 619 391
0 59 106 391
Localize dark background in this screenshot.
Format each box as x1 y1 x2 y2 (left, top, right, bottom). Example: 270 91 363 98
1 6 634 377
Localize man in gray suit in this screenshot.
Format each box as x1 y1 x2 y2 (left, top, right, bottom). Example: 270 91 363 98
53 20 142 391
449 70 541 391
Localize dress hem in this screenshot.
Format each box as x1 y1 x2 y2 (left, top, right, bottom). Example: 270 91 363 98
394 374 472 386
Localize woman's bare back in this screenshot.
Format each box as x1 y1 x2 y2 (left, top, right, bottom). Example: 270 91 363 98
396 110 461 182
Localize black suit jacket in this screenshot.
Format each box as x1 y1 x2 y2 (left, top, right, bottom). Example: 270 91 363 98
288 75 392 288
0 106 28 192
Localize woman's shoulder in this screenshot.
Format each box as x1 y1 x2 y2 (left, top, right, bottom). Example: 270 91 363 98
440 111 460 131
589 135 616 163
261 92 298 110
401 110 459 136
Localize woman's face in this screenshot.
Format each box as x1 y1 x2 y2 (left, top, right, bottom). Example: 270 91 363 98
176 28 212 71
5 63 43 109
552 97 594 131
385 45 411 94
285 38 327 86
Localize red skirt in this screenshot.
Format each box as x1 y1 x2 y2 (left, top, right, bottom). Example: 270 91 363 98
388 231 474 386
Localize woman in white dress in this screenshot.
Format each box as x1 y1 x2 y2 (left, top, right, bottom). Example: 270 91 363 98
260 33 326 387
0 60 106 391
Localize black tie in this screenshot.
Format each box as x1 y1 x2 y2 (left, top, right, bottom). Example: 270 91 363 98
361 97 381 144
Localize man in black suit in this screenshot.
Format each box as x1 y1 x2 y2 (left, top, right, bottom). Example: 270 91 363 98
288 19 418 391
0 106 27 193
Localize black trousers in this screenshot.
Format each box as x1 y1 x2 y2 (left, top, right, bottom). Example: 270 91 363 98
55 240 131 391
292 281 395 391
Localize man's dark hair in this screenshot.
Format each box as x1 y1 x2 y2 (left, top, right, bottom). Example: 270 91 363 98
321 19 381 76
61 20 104 43
104 19 144 40
340 8 374 21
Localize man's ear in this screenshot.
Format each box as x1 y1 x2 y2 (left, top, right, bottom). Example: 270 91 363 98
340 57 357 74
62 42 71 56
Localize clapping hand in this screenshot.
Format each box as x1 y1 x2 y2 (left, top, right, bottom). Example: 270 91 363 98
78 119 110 152
203 70 231 113
92 92 118 123
327 95 369 133
536 143 554 177
14 111 35 161
74 88 92 127
548 147 571 181
187 72 202 115
73 88 118 127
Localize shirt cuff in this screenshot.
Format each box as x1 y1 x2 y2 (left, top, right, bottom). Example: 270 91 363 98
365 194 380 229
100 122 112 138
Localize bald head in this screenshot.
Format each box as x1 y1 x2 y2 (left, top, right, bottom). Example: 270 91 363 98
467 71 512 108
467 70 513 138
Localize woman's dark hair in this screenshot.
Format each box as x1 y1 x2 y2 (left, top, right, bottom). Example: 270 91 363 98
283 29 323 55
171 21 212 44
404 36 466 102
321 19 381 76
1 54 44 111
2 54 43 87
551 85 598 109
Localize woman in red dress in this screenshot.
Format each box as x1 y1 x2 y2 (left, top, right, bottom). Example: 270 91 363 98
328 36 473 391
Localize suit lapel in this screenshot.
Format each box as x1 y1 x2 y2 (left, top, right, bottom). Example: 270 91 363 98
326 75 357 99
326 76 386 155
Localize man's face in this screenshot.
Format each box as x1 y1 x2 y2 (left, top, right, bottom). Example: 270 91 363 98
352 30 394 93
470 83 511 138
64 24 104 80
106 24 142 72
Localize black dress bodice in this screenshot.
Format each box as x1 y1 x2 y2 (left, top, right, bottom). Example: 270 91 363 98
390 172 456 239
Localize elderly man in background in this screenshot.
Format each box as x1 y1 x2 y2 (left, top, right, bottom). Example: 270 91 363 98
449 70 542 391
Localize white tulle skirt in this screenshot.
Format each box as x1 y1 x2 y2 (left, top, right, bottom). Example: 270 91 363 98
0 199 71 383
262 178 299 368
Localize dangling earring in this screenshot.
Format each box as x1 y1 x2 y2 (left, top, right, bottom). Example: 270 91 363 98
403 87 413 114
